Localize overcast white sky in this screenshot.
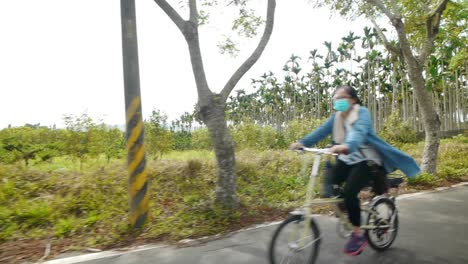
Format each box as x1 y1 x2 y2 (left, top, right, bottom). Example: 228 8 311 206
0 0 370 129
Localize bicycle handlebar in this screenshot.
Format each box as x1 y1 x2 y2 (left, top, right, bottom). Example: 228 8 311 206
296 147 338 156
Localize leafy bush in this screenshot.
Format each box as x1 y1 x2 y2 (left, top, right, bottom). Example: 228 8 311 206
436 134 468 180
379 110 418 146
407 172 440 188
231 122 283 150
282 118 329 147
14 200 53 228
0 126 58 165
0 206 14 240
55 217 79 238
0 146 17 164
172 130 192 150
259 125 284 149
63 113 107 167
191 128 212 149
231 122 262 149
144 109 173 159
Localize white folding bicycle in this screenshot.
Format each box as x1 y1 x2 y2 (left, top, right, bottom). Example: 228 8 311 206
268 148 403 264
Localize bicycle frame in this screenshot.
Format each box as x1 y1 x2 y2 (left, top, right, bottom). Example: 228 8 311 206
291 147 336 248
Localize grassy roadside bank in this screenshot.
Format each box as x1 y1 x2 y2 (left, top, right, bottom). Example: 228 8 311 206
0 135 467 263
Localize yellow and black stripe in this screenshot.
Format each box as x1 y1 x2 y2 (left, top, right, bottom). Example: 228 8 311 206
126 97 149 228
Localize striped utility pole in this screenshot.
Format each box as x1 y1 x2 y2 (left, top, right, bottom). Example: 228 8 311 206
120 0 149 228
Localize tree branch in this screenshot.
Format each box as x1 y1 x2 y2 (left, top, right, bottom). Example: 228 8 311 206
184 0 212 104
153 0 186 34
419 0 449 63
366 0 416 70
389 0 401 17
428 0 450 17
365 0 396 20
370 18 401 55
220 0 276 103
189 0 197 24
155 0 211 103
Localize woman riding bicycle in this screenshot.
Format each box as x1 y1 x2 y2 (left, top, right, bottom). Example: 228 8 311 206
289 85 420 256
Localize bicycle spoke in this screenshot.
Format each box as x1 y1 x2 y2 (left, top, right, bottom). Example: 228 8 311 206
297 251 307 264
269 215 321 264
279 250 293 264
296 236 322 250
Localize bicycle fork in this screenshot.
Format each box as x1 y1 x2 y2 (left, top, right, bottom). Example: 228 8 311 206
288 154 322 249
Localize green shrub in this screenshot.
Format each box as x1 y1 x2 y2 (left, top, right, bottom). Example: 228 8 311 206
407 172 440 188
55 217 78 238
231 122 263 149
172 131 192 150
191 128 212 149
0 206 13 234
446 133 468 144
14 200 53 227
231 121 283 150
436 134 468 180
379 110 418 146
0 221 17 241
145 123 173 159
259 125 282 149
0 146 18 164
282 118 329 147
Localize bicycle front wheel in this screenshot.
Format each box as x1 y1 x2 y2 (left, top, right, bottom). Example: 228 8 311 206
268 214 321 264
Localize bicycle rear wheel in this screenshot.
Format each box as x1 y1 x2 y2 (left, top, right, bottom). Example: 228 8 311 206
365 197 399 251
268 214 321 264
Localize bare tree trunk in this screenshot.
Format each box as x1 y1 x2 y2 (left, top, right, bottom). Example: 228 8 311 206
378 99 382 131
412 88 417 130
449 81 453 130
406 82 411 123
392 70 398 112
382 99 386 130
373 88 377 129
199 97 238 207
465 63 468 128
318 86 322 119
399 42 440 173
443 78 447 131
402 79 407 121
455 70 460 129
433 91 440 127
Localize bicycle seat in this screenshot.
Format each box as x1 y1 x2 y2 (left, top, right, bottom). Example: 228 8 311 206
365 175 404 196
386 176 404 188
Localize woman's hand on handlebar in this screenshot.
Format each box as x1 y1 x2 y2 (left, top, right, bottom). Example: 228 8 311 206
329 144 349 155
289 142 304 151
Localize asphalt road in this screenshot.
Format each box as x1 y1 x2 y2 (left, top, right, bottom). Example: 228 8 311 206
46 184 468 264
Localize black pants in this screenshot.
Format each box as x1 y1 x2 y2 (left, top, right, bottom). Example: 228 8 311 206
330 159 386 227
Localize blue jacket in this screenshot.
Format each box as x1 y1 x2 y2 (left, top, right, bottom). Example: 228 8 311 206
299 107 421 178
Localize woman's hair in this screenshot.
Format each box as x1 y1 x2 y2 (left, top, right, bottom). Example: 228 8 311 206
337 85 362 105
